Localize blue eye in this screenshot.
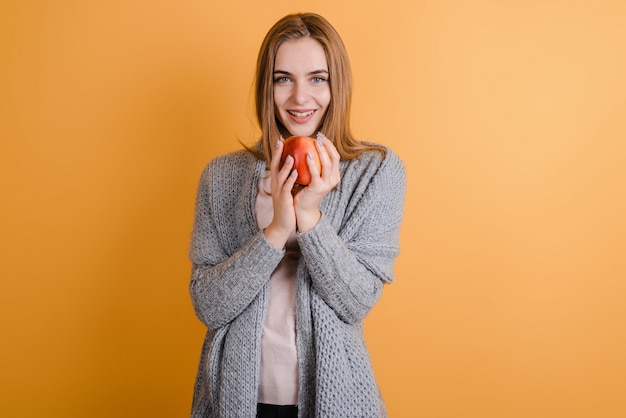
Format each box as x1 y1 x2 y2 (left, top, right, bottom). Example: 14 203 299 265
312 76 327 83
274 76 290 83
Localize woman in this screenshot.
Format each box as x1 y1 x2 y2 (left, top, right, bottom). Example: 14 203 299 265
189 13 406 418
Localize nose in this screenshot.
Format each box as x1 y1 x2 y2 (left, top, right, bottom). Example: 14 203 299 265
292 81 310 104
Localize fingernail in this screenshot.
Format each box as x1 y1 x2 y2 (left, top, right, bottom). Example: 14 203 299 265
307 151 313 160
290 169 297 177
285 155 293 164
316 131 324 145
275 136 284 148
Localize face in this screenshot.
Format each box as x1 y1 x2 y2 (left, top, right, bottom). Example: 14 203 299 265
273 37 331 138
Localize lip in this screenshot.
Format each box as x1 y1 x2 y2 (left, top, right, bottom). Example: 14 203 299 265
286 109 316 124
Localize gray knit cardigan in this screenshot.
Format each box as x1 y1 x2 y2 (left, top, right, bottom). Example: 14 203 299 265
189 144 406 418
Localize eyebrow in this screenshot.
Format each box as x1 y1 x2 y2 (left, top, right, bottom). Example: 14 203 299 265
273 69 329 76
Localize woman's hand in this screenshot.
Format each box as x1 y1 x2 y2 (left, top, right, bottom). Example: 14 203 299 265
294 132 341 233
264 138 298 249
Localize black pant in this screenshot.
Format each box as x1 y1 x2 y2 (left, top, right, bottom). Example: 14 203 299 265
256 403 298 418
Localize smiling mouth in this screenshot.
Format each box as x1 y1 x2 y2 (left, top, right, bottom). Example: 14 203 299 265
288 110 315 118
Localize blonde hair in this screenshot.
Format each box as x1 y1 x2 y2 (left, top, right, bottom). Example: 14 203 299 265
249 13 383 163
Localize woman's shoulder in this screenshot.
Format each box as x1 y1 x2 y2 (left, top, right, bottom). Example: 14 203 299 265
202 148 258 173
206 148 257 168
347 142 405 178
361 141 402 162
198 149 262 185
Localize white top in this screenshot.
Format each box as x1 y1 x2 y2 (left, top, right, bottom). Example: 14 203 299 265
255 171 299 405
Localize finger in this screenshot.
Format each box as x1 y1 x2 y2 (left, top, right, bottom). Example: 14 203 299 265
317 132 340 162
306 150 321 180
270 137 285 173
316 133 340 182
314 133 331 169
285 168 298 192
271 138 297 190
276 155 294 185
324 139 341 164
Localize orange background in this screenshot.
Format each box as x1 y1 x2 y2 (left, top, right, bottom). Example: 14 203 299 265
1 1 625 417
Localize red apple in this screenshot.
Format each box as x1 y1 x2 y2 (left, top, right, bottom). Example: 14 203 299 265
280 136 322 186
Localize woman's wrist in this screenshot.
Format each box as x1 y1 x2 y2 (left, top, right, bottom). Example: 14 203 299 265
263 224 291 249
295 209 321 234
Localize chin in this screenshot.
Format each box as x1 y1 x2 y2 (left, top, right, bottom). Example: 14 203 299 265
284 129 311 138
294 130 316 138
278 118 322 138
290 124 322 138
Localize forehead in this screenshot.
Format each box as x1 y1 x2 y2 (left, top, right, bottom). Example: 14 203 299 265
274 37 328 70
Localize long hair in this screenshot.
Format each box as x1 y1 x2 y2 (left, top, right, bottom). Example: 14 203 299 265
249 13 383 163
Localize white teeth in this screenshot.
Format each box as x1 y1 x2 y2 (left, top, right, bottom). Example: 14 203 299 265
288 110 314 118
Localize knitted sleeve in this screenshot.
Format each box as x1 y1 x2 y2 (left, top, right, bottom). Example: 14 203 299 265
297 148 406 324
188 157 285 329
